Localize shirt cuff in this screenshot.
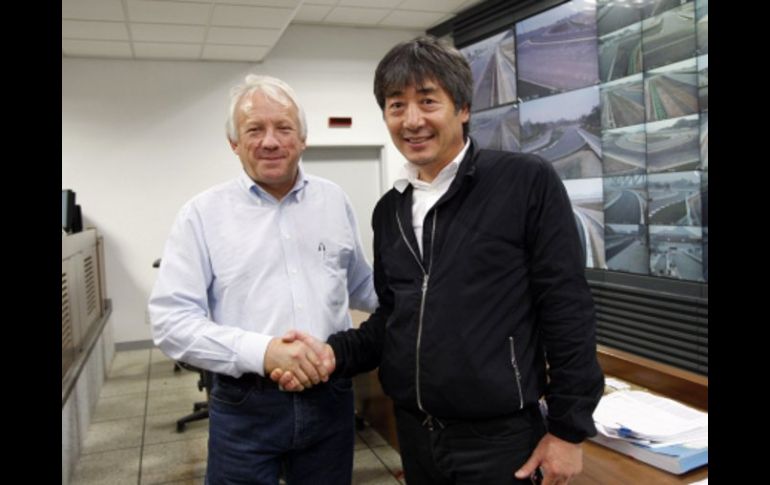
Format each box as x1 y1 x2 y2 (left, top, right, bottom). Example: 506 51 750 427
234 332 273 377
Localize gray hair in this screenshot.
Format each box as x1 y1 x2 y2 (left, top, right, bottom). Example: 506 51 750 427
226 74 308 143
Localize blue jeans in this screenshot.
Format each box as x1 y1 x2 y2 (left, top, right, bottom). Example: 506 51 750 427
205 373 354 485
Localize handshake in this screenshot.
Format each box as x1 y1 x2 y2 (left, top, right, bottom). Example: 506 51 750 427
264 330 336 391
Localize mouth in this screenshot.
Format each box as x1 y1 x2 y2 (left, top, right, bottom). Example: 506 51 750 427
403 135 434 146
259 155 285 161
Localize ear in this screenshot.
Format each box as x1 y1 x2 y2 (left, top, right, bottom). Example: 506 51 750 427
228 137 238 153
459 105 470 123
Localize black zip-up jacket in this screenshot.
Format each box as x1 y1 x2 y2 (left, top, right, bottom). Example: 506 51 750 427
328 140 604 443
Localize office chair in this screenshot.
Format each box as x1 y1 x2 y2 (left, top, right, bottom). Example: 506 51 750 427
153 258 211 432
173 361 211 432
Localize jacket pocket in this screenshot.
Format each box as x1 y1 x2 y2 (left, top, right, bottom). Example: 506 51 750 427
509 336 524 410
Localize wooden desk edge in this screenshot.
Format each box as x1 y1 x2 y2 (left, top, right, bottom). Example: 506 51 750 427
597 345 708 411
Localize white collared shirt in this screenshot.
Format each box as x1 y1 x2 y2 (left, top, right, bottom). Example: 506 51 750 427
393 141 470 254
149 166 378 377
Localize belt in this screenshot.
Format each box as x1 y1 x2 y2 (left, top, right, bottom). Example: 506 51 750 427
216 372 347 393
216 372 280 390
398 403 542 429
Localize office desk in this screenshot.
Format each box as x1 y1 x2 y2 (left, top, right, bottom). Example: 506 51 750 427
576 440 707 484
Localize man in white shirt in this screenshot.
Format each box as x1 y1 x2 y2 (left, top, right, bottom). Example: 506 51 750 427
148 74 377 484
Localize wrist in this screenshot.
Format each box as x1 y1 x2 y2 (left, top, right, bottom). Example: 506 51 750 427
263 337 279 374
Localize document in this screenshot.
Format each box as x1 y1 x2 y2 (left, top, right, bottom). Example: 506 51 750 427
591 390 708 474
591 433 708 475
593 390 707 443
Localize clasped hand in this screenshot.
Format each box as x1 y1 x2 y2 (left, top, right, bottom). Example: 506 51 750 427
264 330 335 391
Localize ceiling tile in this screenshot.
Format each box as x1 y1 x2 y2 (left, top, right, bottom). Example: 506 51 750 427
379 10 445 28
126 0 211 25
62 39 132 58
202 44 270 61
338 0 400 8
130 23 206 43
133 42 202 59
459 0 485 11
217 0 301 6
62 20 129 41
62 0 487 61
397 0 467 13
62 0 125 21
432 13 453 26
212 5 294 28
324 6 390 25
293 4 333 22
206 26 282 46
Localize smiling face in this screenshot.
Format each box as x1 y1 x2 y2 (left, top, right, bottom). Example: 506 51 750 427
383 79 469 182
229 90 306 200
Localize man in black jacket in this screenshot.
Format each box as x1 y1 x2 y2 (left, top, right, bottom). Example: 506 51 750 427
273 36 604 484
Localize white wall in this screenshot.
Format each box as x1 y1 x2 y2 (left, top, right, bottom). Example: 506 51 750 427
62 24 419 344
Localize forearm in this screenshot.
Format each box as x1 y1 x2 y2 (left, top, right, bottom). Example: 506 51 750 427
150 300 272 377
327 309 387 377
534 281 604 442
534 264 603 441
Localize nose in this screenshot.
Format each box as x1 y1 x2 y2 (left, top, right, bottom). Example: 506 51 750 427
261 127 279 149
403 103 423 131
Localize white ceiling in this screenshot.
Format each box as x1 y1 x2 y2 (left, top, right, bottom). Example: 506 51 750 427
62 0 483 63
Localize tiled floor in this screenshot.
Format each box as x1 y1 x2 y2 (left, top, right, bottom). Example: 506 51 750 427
70 348 405 485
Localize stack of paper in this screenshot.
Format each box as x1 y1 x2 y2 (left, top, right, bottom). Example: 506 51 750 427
591 390 708 474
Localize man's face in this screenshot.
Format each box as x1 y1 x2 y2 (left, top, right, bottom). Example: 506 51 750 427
230 91 306 199
383 79 468 174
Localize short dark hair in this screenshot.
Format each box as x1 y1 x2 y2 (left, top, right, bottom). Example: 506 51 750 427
374 36 473 138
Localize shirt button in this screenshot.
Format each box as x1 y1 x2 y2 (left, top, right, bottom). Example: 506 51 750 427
297 305 304 310
285 234 291 240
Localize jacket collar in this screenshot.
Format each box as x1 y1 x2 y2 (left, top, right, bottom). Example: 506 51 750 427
393 139 471 194
393 136 479 200
440 137 478 203
393 138 480 254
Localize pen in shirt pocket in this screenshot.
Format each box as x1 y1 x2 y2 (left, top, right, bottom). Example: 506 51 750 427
318 242 326 260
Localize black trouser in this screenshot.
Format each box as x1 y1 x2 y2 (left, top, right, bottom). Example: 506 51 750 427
394 404 547 485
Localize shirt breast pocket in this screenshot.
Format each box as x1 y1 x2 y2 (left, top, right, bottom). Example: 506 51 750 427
321 239 353 272
319 239 353 307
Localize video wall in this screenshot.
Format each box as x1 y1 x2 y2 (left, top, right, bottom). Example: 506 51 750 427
460 0 708 282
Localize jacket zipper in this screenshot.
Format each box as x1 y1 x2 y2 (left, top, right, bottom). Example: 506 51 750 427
396 208 439 429
508 336 524 410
